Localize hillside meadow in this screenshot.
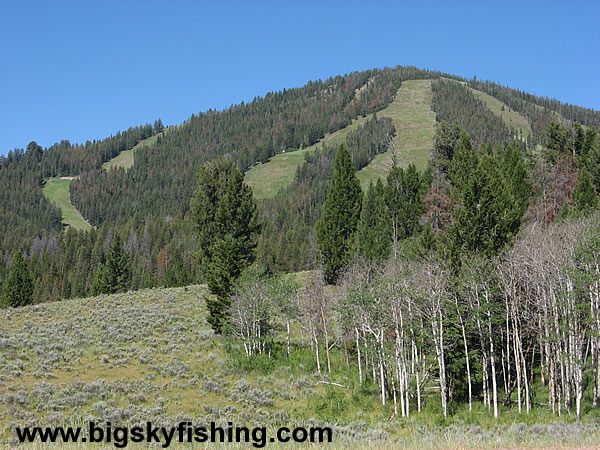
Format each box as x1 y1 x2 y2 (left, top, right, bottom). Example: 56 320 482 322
2 286 600 448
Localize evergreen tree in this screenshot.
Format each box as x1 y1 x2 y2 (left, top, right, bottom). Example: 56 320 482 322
574 123 585 156
317 144 362 284
498 143 533 215
448 132 478 192
432 121 462 178
572 167 598 212
91 233 131 295
1 252 34 308
357 179 390 261
448 155 521 260
190 157 259 333
386 164 426 258
545 121 570 162
153 118 164 134
583 130 600 191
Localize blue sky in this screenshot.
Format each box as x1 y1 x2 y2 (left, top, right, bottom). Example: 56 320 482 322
1 0 598 155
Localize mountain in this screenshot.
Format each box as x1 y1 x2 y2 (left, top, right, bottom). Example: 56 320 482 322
3 65 600 444
0 64 599 303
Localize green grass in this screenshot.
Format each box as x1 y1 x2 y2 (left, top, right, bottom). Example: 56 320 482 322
246 79 437 199
468 87 532 139
2 285 600 448
357 79 436 188
42 178 92 231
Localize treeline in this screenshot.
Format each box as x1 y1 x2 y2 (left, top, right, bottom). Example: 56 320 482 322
469 79 600 132
0 215 199 306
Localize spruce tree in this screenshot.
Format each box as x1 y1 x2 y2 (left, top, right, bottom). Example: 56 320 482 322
385 163 426 258
190 157 259 333
1 252 33 308
572 167 598 212
583 130 600 191
357 179 390 261
448 155 521 259
317 144 362 284
91 233 131 295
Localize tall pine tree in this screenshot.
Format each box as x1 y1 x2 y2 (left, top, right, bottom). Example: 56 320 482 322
357 179 390 261
1 252 34 308
386 163 426 259
317 144 362 284
572 167 598 212
91 233 131 295
190 157 259 333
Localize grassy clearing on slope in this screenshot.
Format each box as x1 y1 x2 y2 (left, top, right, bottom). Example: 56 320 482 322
102 129 173 172
246 80 437 199
42 178 92 231
245 115 372 199
357 79 436 188
469 87 532 139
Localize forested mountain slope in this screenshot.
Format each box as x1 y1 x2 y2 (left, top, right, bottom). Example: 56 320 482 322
0 64 598 304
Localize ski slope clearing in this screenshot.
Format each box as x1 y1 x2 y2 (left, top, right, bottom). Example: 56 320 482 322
42 177 92 231
357 79 436 188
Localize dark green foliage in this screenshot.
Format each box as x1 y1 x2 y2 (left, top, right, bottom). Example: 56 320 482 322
1 252 33 308
583 129 600 191
497 143 533 215
91 233 131 295
356 179 390 261
545 121 571 162
317 144 362 284
346 114 395 170
190 158 259 333
448 154 522 259
1 66 599 307
574 123 585 156
448 133 478 190
386 163 427 249
431 79 513 148
432 121 462 178
572 167 598 212
153 118 164 134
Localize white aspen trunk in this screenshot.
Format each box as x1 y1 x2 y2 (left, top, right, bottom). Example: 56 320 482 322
313 327 321 375
506 306 512 394
512 316 523 414
404 359 410 417
286 319 291 357
356 328 363 386
395 330 405 416
516 325 531 414
459 313 472 412
321 306 331 375
482 354 489 408
432 310 447 418
392 373 398 416
416 369 422 413
380 330 386 406
488 310 498 418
